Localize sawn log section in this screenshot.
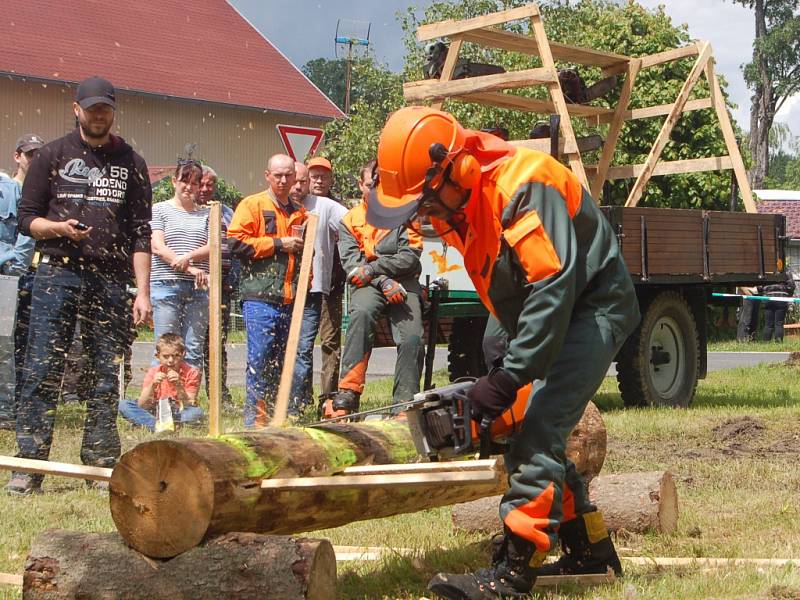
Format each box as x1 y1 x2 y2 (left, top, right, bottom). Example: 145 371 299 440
110 405 605 559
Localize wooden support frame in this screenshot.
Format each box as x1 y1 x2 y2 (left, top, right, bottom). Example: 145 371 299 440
0 455 112 481
261 469 499 491
272 213 319 427
405 3 755 209
625 43 712 207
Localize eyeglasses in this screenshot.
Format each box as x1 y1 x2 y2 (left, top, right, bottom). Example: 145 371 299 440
309 173 330 180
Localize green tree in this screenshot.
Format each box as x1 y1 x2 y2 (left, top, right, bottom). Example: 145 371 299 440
302 58 348 111
732 0 800 188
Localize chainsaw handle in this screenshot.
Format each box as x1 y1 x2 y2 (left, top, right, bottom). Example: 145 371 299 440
478 416 493 459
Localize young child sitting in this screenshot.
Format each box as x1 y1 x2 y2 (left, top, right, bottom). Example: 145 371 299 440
119 333 204 430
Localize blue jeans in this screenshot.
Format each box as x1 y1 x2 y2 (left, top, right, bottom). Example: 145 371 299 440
118 398 204 430
243 299 291 427
290 292 322 414
151 279 208 369
16 263 130 476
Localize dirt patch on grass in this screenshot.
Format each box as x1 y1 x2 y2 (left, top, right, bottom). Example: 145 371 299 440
712 416 765 444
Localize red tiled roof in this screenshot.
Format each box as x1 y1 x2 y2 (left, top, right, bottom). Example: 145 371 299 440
757 200 800 238
148 166 174 184
0 0 343 120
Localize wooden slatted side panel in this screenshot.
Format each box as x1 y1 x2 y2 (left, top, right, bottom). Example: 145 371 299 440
618 208 704 277
706 212 780 275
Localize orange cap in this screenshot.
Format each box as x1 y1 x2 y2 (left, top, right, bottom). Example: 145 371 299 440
306 156 332 171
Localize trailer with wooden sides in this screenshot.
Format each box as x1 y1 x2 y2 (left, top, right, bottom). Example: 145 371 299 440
389 2 788 408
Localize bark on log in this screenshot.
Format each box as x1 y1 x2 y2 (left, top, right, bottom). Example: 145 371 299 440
451 471 678 535
111 404 605 558
23 529 335 600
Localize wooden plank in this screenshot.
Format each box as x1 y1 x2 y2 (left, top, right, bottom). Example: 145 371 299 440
261 469 499 491
509 137 582 155
591 59 640 198
208 202 222 437
530 11 588 188
586 156 733 180
404 67 556 103
272 212 319 427
0 455 112 481
622 556 800 568
341 459 497 476
0 573 21 587
416 4 540 41
462 91 613 119
625 43 712 207
705 56 757 213
430 36 464 111
458 27 630 68
597 98 714 124
639 43 702 68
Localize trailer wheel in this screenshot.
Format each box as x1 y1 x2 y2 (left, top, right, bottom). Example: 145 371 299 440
448 317 488 381
616 291 699 408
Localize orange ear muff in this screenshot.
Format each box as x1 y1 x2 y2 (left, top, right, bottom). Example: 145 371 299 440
450 153 480 189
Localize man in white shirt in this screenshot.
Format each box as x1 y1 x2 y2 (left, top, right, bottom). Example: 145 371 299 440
288 162 347 414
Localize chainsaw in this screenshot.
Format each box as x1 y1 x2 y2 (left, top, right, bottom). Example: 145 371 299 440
311 379 533 461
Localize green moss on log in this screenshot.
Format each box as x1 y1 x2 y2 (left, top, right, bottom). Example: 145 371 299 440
302 427 359 470
218 435 282 479
361 421 419 464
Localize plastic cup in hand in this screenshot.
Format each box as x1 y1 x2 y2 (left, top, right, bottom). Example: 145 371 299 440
291 224 304 239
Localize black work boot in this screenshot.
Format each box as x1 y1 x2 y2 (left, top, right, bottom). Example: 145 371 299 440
532 509 622 577
428 529 537 599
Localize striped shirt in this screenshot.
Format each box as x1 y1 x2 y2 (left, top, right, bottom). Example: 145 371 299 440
150 200 210 282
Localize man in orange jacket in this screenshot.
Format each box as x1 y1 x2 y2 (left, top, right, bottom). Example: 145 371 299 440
228 153 306 428
367 107 640 599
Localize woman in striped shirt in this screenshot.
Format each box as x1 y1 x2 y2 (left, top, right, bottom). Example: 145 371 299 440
149 160 210 369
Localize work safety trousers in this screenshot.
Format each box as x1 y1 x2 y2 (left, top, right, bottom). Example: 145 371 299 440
319 289 343 394
338 285 424 403
487 311 626 553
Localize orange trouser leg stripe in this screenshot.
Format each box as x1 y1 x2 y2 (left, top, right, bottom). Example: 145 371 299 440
561 481 577 523
503 482 556 552
338 352 370 394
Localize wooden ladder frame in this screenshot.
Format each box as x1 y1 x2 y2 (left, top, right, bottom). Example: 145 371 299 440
405 3 756 212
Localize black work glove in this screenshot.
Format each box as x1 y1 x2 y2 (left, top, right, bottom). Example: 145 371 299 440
468 367 520 421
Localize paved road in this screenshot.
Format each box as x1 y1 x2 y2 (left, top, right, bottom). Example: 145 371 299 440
129 343 789 387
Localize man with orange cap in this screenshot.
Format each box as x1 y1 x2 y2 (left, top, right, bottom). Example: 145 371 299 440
367 106 640 599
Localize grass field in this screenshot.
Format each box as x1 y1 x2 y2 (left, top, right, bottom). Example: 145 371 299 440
1 364 799 599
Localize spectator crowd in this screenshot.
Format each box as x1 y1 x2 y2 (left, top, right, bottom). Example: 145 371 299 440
0 77 427 495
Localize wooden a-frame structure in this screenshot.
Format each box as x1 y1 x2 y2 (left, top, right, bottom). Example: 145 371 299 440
404 3 757 213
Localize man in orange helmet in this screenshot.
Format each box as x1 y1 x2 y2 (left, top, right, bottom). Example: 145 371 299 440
368 106 640 599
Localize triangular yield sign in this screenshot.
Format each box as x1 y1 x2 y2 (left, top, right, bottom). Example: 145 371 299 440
275 124 325 162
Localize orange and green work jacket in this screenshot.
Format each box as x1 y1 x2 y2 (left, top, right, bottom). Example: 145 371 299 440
228 188 307 305
434 147 639 386
339 201 423 293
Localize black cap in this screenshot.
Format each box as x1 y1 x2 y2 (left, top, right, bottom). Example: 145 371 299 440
76 76 116 109
15 133 45 153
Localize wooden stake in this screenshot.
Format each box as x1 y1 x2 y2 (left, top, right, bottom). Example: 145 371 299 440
431 36 463 111
341 458 497 476
0 455 111 481
272 213 319 427
260 469 499 491
625 43 712 208
705 56 757 213
208 201 222 437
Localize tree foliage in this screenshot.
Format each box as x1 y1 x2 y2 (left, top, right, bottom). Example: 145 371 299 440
732 0 800 187
316 0 747 208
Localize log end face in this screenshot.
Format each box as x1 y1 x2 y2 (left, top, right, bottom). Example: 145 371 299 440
297 538 337 600
110 440 215 558
657 471 679 534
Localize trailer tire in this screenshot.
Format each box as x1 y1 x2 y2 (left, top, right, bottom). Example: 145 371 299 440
448 317 489 381
616 291 699 408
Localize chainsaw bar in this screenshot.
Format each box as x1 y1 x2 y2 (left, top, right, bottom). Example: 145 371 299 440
307 397 427 426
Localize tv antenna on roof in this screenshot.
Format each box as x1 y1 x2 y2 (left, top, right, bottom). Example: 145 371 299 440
335 18 371 114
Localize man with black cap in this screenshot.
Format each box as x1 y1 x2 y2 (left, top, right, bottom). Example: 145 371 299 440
6 76 153 495
0 133 44 429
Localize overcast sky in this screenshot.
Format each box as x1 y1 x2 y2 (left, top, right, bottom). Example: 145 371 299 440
229 0 800 138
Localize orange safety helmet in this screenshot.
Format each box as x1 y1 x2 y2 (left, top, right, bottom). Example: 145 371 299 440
368 106 480 229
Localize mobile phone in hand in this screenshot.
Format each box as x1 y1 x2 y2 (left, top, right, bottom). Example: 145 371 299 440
75 222 89 231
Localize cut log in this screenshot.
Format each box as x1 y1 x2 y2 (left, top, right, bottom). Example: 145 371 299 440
451 470 678 535
111 404 606 558
23 529 335 600
587 471 678 534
